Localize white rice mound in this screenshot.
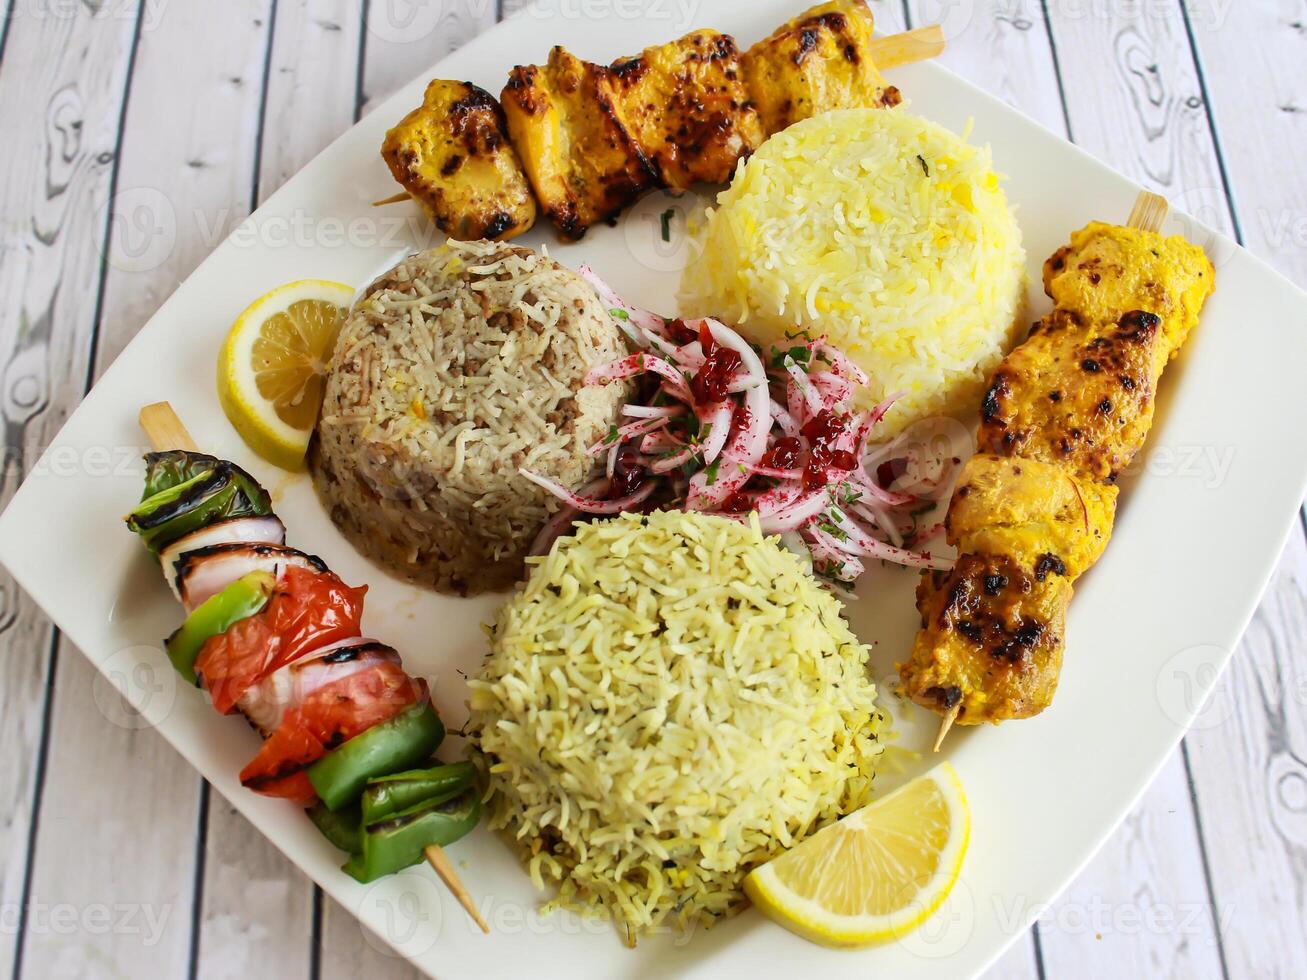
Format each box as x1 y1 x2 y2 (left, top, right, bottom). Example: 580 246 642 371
468 510 887 940
679 106 1026 438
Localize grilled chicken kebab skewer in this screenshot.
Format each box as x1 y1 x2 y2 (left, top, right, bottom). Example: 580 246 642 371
379 2 943 241
899 191 1216 746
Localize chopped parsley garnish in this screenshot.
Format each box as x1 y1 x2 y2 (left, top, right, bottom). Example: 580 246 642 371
660 207 675 241
609 308 630 320
704 459 722 485
771 345 812 369
603 424 621 445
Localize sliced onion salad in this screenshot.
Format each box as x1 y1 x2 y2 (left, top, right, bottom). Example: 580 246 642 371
520 273 954 587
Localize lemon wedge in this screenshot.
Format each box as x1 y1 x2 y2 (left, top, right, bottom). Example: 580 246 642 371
744 762 970 947
217 279 355 470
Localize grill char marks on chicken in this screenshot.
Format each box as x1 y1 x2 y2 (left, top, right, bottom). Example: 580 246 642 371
500 47 657 241
381 80 537 242
978 308 1165 482
743 0 901 134
901 217 1215 726
606 30 764 191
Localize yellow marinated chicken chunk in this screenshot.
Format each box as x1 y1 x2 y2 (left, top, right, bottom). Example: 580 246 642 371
381 80 536 241
501 46 655 240
606 30 764 190
899 455 1116 724
945 454 1117 579
743 0 900 135
1044 222 1215 360
977 308 1167 482
905 554 1073 724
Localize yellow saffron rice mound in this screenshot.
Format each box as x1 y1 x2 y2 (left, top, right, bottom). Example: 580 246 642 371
679 107 1026 438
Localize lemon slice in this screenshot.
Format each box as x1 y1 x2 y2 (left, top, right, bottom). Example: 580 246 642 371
217 279 355 470
744 762 970 947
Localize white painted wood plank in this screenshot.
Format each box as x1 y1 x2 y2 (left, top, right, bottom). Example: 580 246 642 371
0 1 150 976
1182 534 1307 978
906 0 1064 133
319 895 422 980
1036 759 1225 979
1184 0 1307 286
258 0 365 203
358 0 498 117
1044 0 1231 229
20 3 292 978
1178 9 1307 975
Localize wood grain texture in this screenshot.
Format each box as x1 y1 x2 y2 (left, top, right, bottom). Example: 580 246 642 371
0 1 145 976
357 0 497 117
259 0 366 203
1182 536 1307 978
906 0 1065 133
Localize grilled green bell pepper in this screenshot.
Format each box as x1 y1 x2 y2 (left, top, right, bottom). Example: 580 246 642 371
143 450 271 513
128 454 274 552
343 787 481 883
307 800 363 855
164 570 276 684
361 762 476 825
307 701 445 811
128 468 251 552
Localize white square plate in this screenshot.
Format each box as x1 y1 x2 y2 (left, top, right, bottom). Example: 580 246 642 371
3 2 1307 976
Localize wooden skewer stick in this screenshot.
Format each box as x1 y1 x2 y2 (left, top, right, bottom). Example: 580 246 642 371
1127 189 1169 233
139 402 198 451
869 24 946 69
371 25 946 209
425 845 491 934
138 401 489 935
932 188 1170 754
933 704 958 753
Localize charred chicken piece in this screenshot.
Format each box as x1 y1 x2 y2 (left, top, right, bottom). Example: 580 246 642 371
978 308 1167 482
901 455 1116 722
381 80 537 241
945 454 1117 579
500 46 655 240
908 553 1073 723
606 30 765 190
743 0 900 135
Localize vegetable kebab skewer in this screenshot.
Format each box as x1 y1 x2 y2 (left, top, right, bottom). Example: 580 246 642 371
129 403 488 932
902 192 1215 748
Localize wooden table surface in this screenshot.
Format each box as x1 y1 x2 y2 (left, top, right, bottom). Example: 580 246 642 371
0 1 1303 977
